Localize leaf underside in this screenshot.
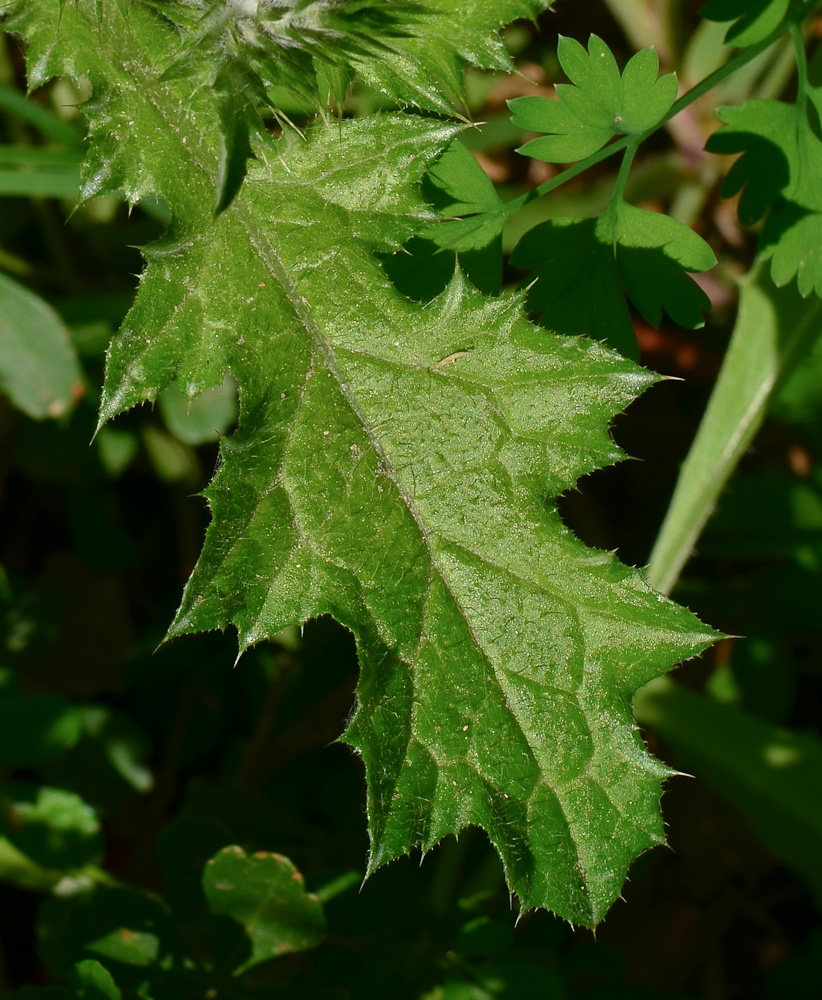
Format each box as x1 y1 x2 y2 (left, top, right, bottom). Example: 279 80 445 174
7 0 717 926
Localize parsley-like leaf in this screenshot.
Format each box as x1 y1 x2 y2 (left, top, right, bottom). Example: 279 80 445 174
708 99 822 296
512 204 716 358
509 35 678 164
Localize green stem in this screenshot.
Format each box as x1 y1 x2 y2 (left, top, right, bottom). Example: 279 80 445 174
612 138 640 207
791 22 809 113
647 268 822 596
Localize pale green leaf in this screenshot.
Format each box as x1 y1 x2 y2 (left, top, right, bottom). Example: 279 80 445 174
158 373 238 446
0 273 84 419
69 960 122 1000
0 783 103 872
648 264 822 595
203 846 324 971
510 35 678 164
9 0 718 927
634 676 822 905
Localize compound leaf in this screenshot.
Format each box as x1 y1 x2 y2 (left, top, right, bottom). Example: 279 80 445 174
510 35 677 164
512 203 716 358
700 0 790 47
708 99 822 296
8 0 718 927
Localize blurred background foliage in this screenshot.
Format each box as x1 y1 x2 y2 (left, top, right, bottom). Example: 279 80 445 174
1 1 822 997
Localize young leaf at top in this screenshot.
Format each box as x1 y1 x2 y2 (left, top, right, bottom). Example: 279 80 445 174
141 0 546 210
708 99 822 296
7 0 718 927
509 35 678 164
700 0 791 47
511 203 717 359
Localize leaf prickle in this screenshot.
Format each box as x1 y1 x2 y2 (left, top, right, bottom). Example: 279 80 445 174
5 0 718 927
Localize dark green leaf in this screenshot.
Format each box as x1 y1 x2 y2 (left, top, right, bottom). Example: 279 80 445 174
708 99 822 295
510 35 677 163
38 888 176 978
0 693 83 767
202 846 325 972
700 0 790 47
0 273 84 420
4 989 75 1000
0 782 103 871
511 203 716 358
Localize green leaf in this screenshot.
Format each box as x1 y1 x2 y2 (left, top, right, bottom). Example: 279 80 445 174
648 264 822 594
158 373 238 446
12 0 718 927
417 138 514 260
700 0 791 47
425 139 502 219
0 783 103 871
69 960 122 1000
134 0 550 209
0 273 84 419
509 35 677 163
707 99 822 296
511 203 716 358
38 887 176 977
0 692 83 767
202 846 325 972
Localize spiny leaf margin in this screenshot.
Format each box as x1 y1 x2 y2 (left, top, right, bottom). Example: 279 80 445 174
6 0 718 927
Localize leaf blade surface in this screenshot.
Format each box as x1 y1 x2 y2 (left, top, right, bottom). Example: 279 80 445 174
9 0 718 927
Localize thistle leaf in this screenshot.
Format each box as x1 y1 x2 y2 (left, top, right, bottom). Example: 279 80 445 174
7 0 718 927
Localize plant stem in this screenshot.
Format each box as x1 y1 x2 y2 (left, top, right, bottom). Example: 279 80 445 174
791 22 809 113
647 268 822 596
612 138 640 207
